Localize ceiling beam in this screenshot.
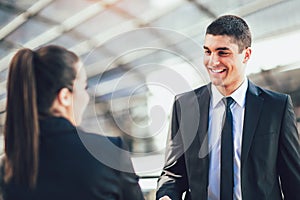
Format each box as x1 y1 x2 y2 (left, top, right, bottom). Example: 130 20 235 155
0 0 54 40
69 0 187 55
0 0 120 73
187 0 217 18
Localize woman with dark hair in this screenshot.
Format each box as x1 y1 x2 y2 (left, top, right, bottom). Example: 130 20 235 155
1 45 144 200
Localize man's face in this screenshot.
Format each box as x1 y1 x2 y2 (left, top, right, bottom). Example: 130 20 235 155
203 34 251 95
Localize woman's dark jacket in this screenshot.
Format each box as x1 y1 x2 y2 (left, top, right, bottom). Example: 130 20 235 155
1 117 144 200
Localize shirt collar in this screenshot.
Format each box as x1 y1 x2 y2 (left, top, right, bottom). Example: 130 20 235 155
211 78 248 108
231 78 248 108
211 84 224 108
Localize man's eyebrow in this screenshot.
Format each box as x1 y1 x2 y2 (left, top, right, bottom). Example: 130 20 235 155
216 47 230 51
203 46 231 51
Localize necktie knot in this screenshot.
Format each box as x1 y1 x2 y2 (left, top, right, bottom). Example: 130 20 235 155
225 97 234 109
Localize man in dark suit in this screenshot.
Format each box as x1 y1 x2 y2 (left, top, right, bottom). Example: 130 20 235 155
156 15 300 200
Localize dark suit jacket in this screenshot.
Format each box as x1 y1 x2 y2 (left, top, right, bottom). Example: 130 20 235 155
2 117 144 200
156 81 300 200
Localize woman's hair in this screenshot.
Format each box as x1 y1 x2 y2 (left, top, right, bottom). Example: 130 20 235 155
4 45 79 188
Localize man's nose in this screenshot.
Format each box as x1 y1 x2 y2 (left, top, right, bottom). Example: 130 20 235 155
208 53 220 66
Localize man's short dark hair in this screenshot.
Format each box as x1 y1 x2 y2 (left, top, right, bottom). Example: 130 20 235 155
206 15 252 53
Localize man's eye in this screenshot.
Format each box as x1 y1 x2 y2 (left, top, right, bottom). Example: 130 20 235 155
219 51 230 56
204 50 211 55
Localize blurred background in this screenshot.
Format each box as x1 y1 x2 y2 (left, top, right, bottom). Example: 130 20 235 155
0 0 300 199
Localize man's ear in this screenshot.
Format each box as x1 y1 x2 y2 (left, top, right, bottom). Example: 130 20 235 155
57 88 72 107
243 47 252 63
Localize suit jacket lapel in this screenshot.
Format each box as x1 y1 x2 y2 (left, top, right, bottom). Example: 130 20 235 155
184 84 211 199
241 81 264 168
198 84 211 159
190 84 210 196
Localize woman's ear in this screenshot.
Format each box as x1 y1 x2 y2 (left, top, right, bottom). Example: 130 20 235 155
57 87 72 107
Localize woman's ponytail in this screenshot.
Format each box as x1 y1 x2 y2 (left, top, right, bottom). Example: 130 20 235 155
4 48 39 188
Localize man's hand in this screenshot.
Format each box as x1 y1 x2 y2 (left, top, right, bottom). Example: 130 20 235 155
159 196 172 200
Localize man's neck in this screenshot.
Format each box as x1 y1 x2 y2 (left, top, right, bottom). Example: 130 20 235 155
215 79 245 96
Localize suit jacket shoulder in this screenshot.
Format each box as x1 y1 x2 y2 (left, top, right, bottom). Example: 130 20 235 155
250 81 287 100
175 84 210 101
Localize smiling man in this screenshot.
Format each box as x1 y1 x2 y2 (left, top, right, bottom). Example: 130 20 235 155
156 15 300 200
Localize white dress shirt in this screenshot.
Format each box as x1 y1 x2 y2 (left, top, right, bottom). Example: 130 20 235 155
207 79 248 200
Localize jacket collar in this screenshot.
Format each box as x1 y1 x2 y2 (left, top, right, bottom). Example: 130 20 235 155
241 80 264 167
39 116 76 136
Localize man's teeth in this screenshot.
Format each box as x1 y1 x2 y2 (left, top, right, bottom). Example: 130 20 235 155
211 69 225 73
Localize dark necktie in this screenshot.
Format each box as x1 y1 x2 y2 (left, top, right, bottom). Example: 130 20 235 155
220 97 234 200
